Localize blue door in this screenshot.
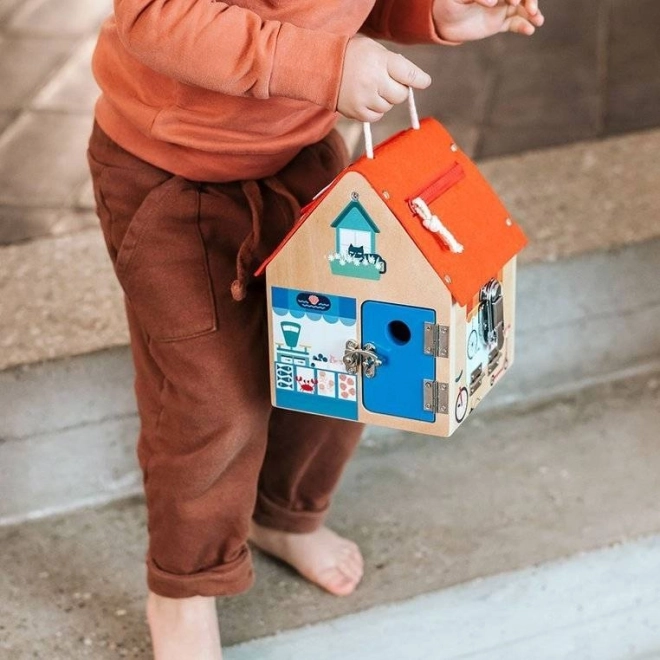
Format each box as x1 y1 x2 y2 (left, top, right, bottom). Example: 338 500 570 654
361 301 436 422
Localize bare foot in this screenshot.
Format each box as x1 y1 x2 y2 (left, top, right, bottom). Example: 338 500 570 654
249 521 364 596
146 591 222 660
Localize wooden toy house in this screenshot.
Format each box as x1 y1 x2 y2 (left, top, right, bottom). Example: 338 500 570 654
256 118 527 437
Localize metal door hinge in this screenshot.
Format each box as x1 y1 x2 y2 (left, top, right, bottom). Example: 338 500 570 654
423 380 449 414
423 323 449 358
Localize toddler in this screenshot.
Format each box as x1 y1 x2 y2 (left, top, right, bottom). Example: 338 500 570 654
87 0 543 657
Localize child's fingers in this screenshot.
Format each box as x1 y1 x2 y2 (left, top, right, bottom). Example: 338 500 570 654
386 53 432 90
510 3 544 27
361 108 385 123
527 5 545 26
502 14 536 35
378 78 410 106
463 0 542 16
368 95 394 115
525 0 538 14
477 0 542 19
507 0 543 21
520 0 540 16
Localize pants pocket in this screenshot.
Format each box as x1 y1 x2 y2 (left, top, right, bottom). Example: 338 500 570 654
114 175 217 342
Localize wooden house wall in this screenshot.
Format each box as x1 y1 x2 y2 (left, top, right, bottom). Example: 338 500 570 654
266 171 459 437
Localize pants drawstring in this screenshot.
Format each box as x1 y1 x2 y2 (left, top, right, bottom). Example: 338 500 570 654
230 176 302 302
263 175 302 225
231 179 263 302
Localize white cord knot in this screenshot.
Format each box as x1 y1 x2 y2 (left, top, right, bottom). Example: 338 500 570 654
410 197 464 254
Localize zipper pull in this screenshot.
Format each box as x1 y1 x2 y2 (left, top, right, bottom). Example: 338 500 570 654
410 197 464 254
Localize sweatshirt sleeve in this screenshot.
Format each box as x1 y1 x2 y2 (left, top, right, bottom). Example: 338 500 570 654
361 0 461 45
113 0 349 110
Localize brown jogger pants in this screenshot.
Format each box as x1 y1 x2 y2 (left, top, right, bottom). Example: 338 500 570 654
87 122 364 599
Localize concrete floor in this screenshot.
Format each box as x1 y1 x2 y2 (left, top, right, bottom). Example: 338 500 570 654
2 370 659 658
228 534 660 660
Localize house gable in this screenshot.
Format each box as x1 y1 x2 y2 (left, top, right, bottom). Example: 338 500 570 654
264 170 451 321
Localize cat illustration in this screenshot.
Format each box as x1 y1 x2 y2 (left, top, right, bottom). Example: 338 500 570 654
347 244 387 273
348 244 365 259
369 254 387 274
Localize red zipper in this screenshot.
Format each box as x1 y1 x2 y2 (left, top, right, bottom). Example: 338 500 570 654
409 162 465 207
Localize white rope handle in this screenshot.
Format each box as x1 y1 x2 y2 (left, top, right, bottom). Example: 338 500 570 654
408 86 420 130
363 121 374 160
363 87 420 159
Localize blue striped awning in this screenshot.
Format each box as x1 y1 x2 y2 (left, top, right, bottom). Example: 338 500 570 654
271 287 356 326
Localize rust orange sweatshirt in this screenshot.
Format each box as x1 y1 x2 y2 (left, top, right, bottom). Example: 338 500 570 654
93 0 445 182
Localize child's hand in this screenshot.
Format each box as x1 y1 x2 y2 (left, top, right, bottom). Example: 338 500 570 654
433 0 544 43
337 35 432 123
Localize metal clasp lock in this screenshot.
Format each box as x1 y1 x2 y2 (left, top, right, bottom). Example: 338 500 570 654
343 340 382 379
479 279 504 352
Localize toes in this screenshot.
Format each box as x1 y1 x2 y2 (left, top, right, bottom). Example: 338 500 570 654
340 541 363 560
338 552 364 580
345 540 361 555
339 542 364 569
338 561 363 585
318 567 358 597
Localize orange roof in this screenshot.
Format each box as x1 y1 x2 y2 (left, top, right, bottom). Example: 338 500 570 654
256 118 526 306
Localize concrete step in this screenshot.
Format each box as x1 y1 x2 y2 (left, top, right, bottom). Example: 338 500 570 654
2 126 660 372
1 237 659 525
1 128 659 524
228 534 660 660
1 369 659 658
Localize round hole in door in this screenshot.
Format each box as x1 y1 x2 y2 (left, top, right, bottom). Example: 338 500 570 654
388 320 411 345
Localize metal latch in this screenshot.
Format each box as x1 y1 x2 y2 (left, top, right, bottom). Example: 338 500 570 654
479 279 504 351
469 365 484 395
423 323 449 358
423 380 449 414
343 340 382 378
